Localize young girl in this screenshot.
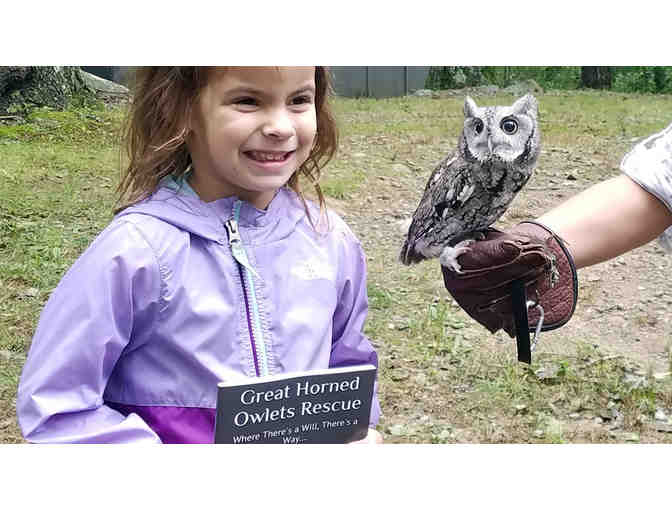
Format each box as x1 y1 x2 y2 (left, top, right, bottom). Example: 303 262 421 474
16 67 383 443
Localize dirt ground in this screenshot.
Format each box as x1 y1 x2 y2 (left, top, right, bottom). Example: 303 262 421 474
340 137 672 376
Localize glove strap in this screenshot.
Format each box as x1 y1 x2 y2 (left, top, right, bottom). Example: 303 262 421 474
511 280 531 363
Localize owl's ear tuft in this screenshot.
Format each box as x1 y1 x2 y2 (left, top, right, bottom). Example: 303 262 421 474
512 94 538 120
464 96 478 118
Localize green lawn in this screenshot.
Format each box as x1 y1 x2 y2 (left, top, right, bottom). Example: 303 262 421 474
2 91 672 443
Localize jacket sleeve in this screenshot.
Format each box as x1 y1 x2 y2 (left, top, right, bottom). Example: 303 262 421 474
16 220 163 443
328 226 381 428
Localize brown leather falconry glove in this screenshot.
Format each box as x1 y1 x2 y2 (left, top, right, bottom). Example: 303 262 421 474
441 221 578 338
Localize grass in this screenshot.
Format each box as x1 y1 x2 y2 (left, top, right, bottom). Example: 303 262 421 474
2 90 672 443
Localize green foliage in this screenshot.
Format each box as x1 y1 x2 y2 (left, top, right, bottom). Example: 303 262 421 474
425 66 486 90
481 66 581 90
427 66 672 94
368 284 396 311
612 67 672 94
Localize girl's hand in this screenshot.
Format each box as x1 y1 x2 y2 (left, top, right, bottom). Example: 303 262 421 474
349 428 383 444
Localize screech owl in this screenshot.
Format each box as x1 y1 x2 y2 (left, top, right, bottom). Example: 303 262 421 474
399 94 540 271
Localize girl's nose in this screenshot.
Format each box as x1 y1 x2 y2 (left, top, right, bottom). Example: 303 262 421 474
261 109 294 139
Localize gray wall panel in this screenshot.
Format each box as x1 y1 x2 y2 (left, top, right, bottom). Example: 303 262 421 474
331 66 430 98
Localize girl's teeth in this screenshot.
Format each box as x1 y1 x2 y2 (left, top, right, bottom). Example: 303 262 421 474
250 151 286 161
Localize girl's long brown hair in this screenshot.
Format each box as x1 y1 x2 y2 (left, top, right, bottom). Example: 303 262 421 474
116 67 338 228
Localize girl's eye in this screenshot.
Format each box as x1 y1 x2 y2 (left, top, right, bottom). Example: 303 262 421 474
234 97 258 106
291 95 313 105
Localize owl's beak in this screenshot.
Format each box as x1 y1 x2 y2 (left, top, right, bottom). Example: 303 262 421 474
487 138 493 155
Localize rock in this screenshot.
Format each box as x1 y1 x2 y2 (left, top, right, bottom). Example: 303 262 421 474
79 71 129 95
654 409 668 421
623 372 648 389
599 409 612 420
535 364 559 380
1 66 91 114
434 429 453 442
412 89 434 97
655 423 672 433
387 424 407 436
413 373 428 385
18 287 39 299
397 217 412 234
390 370 409 382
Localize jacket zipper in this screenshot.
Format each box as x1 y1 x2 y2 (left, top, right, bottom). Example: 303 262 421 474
224 201 269 377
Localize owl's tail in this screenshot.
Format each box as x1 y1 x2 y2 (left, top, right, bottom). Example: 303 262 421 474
399 237 426 265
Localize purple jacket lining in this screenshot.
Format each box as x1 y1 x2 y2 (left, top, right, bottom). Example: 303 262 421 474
108 402 216 444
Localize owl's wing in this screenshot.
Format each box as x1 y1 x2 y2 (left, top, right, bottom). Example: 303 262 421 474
428 161 475 221
400 154 475 264
412 154 475 232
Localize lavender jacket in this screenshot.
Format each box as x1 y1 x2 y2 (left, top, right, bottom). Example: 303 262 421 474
17 184 380 443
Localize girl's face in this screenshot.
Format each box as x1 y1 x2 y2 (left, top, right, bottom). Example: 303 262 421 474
186 67 317 209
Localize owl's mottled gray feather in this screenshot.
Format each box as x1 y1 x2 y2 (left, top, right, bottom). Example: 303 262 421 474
400 94 540 265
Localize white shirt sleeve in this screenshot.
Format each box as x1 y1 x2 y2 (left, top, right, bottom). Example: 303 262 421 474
620 122 672 251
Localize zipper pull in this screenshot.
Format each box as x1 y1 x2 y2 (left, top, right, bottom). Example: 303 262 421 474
224 218 242 245
224 218 261 280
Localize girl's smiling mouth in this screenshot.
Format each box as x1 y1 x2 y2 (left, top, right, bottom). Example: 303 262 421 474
245 150 295 163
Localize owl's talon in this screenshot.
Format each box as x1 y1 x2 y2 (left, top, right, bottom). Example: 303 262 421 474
439 240 473 273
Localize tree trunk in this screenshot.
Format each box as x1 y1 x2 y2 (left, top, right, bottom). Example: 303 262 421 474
0 66 93 114
580 67 613 89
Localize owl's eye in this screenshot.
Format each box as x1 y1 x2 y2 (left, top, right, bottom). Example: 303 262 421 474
501 118 518 134
474 119 484 135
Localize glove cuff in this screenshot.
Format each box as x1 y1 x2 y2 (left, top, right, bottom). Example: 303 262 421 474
514 221 578 332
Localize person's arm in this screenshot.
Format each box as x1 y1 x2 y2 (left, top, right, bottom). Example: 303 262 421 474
539 175 672 269
17 221 163 443
329 223 382 442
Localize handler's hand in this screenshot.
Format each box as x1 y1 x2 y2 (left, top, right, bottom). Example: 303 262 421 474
441 222 578 337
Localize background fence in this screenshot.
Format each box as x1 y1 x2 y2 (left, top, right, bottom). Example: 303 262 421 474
329 66 430 98
81 66 432 98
